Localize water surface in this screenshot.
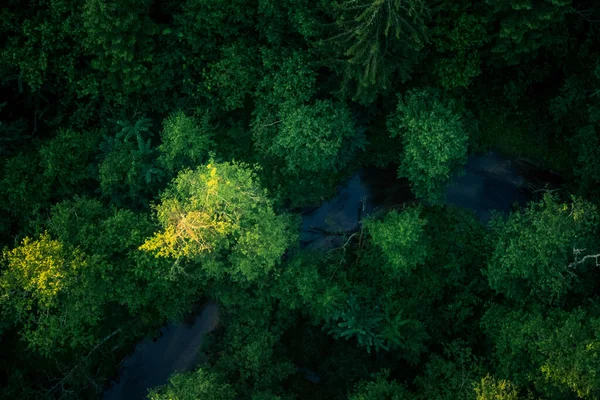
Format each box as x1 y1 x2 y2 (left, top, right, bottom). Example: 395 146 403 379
105 151 558 399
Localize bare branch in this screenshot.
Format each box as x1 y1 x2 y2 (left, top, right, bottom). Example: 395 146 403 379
262 120 282 127
48 329 122 395
568 248 600 269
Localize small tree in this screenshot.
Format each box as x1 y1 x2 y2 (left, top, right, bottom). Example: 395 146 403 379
387 88 468 204
487 193 599 304
365 206 429 273
157 111 214 174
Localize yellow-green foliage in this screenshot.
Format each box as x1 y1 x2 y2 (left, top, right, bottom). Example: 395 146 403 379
141 161 296 281
0 233 89 356
474 375 519 400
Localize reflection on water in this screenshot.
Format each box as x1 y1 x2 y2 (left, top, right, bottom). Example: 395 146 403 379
445 152 533 222
301 152 557 248
103 302 219 400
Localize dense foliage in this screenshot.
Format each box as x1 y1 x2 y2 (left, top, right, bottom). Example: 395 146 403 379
1 0 600 399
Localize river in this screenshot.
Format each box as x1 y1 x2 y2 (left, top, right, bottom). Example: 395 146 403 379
103 302 219 400
102 151 560 399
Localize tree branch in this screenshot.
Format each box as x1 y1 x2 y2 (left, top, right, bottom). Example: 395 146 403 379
568 248 600 269
48 328 122 395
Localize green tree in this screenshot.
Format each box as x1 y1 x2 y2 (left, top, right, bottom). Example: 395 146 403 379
482 305 600 399
98 117 164 206
80 0 158 104
0 196 202 396
349 370 410 400
474 375 519 400
387 88 468 203
0 102 29 157
570 125 600 199
0 151 51 233
365 206 429 273
328 294 389 352
415 341 483 400
486 0 572 65
486 193 599 304
48 196 199 322
157 111 214 174
327 0 429 101
0 0 83 92
0 233 94 357
148 368 236 400
203 40 260 111
251 50 318 159
251 51 365 205
427 1 488 88
141 161 296 282
270 100 361 175
39 128 101 198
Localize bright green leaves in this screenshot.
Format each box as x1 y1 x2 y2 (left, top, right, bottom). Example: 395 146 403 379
388 88 468 204
1 234 71 316
273 100 359 174
141 161 295 282
486 194 599 304
157 111 214 174
474 375 519 400
148 368 236 400
141 161 266 257
365 207 429 273
227 214 294 282
47 196 200 329
536 310 600 399
482 306 600 399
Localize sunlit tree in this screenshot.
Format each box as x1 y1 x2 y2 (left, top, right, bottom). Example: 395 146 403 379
141 161 296 282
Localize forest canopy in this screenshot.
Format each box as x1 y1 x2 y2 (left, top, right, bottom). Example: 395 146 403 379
1 0 600 399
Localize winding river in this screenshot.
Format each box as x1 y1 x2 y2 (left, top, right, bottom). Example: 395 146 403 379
103 151 560 399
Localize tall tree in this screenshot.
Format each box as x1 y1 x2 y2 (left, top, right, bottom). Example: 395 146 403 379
140 160 296 282
327 0 429 102
98 117 164 206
